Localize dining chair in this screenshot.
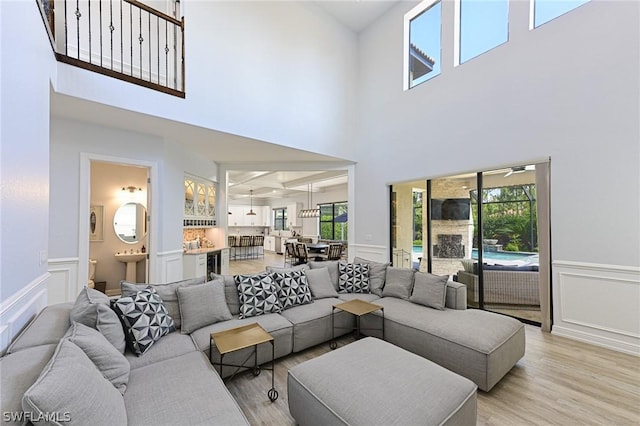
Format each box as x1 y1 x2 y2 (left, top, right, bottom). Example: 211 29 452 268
295 243 309 264
284 242 296 267
327 243 343 261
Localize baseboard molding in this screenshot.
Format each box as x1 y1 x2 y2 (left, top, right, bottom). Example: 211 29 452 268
0 273 49 354
552 260 640 356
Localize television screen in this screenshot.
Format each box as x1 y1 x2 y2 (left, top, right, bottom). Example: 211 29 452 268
431 198 470 220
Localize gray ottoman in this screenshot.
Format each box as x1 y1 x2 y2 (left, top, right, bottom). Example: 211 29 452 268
288 337 477 426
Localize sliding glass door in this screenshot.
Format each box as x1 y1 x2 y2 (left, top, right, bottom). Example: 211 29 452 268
390 162 550 325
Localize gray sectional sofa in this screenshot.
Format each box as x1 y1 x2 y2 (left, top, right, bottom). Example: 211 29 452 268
1 257 525 425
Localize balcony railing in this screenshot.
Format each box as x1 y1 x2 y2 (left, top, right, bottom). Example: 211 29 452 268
37 0 185 97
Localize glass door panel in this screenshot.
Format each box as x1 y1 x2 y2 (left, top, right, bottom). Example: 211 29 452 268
480 166 541 323
390 182 423 269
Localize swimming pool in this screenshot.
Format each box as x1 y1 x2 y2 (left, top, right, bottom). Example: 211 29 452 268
412 246 538 263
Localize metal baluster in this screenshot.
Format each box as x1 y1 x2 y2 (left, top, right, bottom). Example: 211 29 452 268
64 0 68 56
129 2 133 75
165 20 168 87
119 0 123 72
75 0 80 59
109 0 113 69
148 12 151 81
157 16 160 84
138 8 143 79
88 0 91 63
99 0 103 67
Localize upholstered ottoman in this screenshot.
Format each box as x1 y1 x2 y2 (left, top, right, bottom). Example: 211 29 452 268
287 337 477 426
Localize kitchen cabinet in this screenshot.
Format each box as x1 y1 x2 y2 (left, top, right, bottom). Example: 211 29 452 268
184 175 216 228
228 205 269 227
183 253 207 279
287 203 301 228
264 236 277 252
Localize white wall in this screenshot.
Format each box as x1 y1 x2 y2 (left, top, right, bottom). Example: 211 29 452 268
52 1 358 161
354 0 640 353
0 0 56 351
49 118 218 299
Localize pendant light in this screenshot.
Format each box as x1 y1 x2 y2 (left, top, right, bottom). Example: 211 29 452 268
246 189 257 216
298 183 320 218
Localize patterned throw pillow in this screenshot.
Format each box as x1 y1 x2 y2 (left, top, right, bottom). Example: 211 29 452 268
338 263 370 294
235 273 282 319
271 270 313 310
112 287 175 356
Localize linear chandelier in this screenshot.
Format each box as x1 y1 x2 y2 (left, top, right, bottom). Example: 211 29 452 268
298 183 320 218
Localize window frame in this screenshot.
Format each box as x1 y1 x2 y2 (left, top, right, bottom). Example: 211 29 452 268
403 0 442 91
319 201 348 241
273 207 288 231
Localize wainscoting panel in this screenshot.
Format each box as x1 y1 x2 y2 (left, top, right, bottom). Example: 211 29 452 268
552 260 640 355
0 274 49 354
48 258 79 304
157 250 185 283
349 244 387 263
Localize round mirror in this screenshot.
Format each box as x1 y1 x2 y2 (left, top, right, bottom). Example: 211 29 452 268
113 202 147 244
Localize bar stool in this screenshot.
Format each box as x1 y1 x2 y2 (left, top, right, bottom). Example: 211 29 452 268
228 235 237 260
253 235 264 258
239 235 252 259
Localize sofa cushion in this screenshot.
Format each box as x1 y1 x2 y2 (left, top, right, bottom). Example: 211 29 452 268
126 331 198 370
22 340 127 426
266 264 310 274
382 267 415 300
271 270 313 309
235 273 282 318
124 351 248 426
309 260 340 290
112 287 175 356
66 322 130 394
6 303 73 354
338 263 370 294
353 257 390 297
70 287 126 353
121 276 206 329
337 293 382 303
304 267 339 299
177 279 232 334
410 272 449 310
0 344 57 421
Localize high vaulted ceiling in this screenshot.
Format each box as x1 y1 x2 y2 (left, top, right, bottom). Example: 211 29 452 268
313 0 401 33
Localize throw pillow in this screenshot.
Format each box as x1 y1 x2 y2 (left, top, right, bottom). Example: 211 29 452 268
410 272 450 310
235 273 282 319
70 287 126 353
66 322 130 394
309 260 340 290
304 267 339 299
211 274 241 316
353 256 390 297
120 276 206 329
112 287 175 356
177 279 232 334
338 263 370 294
382 267 415 300
22 340 127 426
271 270 313 310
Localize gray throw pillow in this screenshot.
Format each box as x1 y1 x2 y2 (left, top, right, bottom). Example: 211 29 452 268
410 272 450 310
460 259 475 273
304 268 339 299
70 287 126 353
309 260 340 290
211 274 241 316
177 279 232 334
382 267 415 300
266 264 310 274
66 322 130 394
353 257 390 297
121 277 206 329
22 340 127 426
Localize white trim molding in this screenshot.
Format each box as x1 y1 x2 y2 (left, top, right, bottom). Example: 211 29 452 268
48 257 80 305
155 250 185 284
349 244 387 263
0 273 49 354
552 260 640 356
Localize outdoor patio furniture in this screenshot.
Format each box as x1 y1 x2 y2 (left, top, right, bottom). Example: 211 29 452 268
457 270 540 307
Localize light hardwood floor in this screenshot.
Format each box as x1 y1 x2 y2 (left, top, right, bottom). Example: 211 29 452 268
226 253 640 425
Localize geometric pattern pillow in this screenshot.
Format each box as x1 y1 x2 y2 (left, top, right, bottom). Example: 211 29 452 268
235 273 282 319
112 287 175 356
338 263 370 294
271 270 313 310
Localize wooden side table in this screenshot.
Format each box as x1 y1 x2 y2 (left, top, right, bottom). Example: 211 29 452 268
330 299 384 349
210 323 278 401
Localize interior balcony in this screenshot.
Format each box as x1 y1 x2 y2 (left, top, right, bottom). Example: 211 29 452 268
37 0 185 97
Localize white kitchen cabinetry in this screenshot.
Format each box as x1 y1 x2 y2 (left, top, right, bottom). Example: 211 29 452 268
228 205 270 227
184 175 216 228
287 203 301 228
183 253 207 279
264 236 276 252
220 248 229 275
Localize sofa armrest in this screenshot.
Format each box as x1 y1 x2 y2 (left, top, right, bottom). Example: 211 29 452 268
445 281 467 310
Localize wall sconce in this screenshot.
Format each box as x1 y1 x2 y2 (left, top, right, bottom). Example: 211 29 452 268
122 186 142 193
